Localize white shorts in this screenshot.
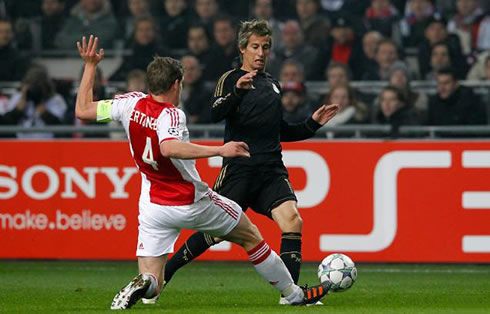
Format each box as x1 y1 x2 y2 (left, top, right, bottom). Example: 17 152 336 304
136 190 242 257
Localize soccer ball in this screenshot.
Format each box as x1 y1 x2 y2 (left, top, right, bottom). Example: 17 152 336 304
317 253 357 292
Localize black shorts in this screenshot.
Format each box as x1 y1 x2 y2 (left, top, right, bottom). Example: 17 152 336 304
212 161 297 219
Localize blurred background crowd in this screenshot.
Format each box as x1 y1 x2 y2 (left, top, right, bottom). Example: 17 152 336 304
0 0 489 138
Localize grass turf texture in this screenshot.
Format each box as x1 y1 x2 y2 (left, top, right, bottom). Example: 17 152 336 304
1 261 489 313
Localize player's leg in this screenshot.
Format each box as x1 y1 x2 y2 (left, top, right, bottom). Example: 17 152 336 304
111 255 167 310
113 203 180 309
163 164 250 285
206 191 329 305
271 200 303 285
253 170 303 286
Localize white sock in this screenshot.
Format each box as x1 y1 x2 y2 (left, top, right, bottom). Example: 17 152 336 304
143 273 158 298
247 241 298 295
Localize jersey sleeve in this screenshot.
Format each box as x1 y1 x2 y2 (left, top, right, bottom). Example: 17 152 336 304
210 70 246 122
96 92 146 123
157 108 187 143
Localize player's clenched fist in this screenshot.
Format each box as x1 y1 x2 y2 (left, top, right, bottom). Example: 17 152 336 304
219 141 250 158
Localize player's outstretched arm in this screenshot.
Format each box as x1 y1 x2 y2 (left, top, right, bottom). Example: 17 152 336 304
160 140 250 160
75 35 105 121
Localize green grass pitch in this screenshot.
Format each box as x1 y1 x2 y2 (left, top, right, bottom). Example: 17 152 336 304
1 261 489 313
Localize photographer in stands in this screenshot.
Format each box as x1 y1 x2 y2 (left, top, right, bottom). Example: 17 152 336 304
0 66 67 138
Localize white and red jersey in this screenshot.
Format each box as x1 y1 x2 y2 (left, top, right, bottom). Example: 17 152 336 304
107 92 209 206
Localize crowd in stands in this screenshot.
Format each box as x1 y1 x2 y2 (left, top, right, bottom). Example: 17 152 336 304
0 0 489 138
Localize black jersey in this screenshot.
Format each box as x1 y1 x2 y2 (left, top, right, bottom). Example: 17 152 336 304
211 68 322 165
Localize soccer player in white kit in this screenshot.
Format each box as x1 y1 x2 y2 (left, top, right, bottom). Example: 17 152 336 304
75 35 330 310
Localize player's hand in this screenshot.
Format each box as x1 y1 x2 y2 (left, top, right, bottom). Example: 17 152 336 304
77 35 105 65
312 104 340 125
219 141 250 158
236 70 257 90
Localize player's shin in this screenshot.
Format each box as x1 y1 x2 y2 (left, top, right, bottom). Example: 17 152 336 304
164 232 217 283
280 232 302 284
247 240 302 300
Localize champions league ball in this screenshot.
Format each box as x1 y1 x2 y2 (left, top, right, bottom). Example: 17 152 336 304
317 253 357 292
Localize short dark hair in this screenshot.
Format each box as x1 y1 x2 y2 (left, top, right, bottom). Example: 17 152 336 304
146 57 183 95
436 66 458 80
188 23 211 40
382 85 406 105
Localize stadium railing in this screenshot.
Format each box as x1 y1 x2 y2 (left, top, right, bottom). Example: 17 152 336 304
1 125 490 139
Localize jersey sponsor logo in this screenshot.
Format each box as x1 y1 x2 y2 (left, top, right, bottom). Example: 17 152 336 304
272 83 280 94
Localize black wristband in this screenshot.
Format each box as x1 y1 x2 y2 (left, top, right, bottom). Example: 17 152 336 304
305 117 322 133
233 86 248 97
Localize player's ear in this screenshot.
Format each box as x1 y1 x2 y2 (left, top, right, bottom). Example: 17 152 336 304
173 79 180 90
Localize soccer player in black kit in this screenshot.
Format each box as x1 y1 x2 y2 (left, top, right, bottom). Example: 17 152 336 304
145 19 339 305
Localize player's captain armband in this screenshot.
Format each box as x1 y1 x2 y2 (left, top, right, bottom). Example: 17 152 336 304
96 99 113 122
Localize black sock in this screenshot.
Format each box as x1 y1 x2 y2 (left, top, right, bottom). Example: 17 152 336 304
164 232 216 283
280 232 302 284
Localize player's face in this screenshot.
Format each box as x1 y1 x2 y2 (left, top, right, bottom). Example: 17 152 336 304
240 34 271 72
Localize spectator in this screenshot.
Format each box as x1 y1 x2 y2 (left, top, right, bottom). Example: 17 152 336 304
295 0 330 48
281 81 312 124
425 42 457 81
0 66 67 138
447 0 484 54
279 59 306 84
193 0 219 36
362 39 401 80
16 0 66 50
110 68 148 139
120 0 151 41
320 14 363 80
356 30 383 80
180 55 212 124
375 85 418 137
202 15 239 81
251 0 282 49
325 62 374 118
428 67 486 125
126 69 147 92
322 83 369 128
268 20 321 80
0 18 29 81
466 50 489 80
476 15 490 51
326 61 349 88
186 23 212 73
400 0 435 47
55 0 119 49
364 0 401 41
418 15 466 79
388 62 428 122
110 17 169 81
0 18 30 81
160 0 190 50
